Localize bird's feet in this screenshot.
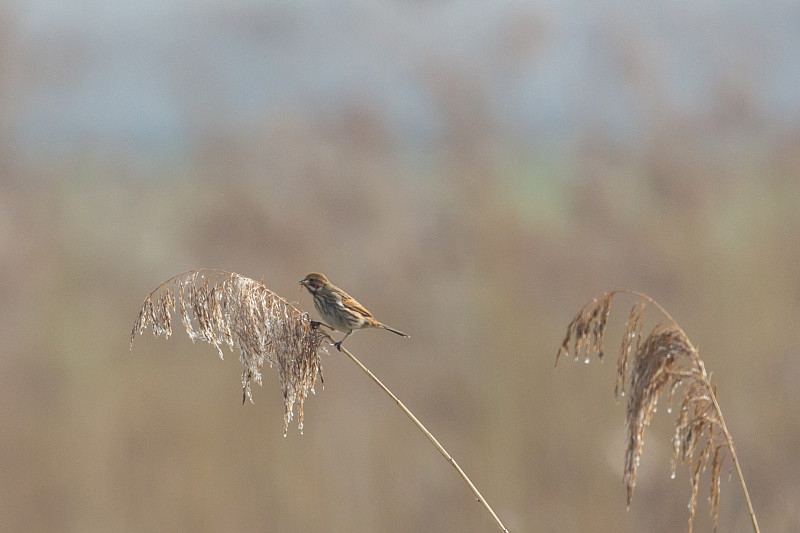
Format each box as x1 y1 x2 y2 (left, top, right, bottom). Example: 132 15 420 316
333 341 343 351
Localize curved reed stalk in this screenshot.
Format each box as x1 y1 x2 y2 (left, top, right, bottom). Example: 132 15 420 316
556 290 759 533
337 345 510 532
131 269 510 531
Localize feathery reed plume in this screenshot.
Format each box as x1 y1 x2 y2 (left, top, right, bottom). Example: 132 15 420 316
556 290 759 533
130 269 326 435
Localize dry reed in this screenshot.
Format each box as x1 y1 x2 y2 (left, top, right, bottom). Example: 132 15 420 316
131 269 510 531
130 269 326 435
556 290 759 533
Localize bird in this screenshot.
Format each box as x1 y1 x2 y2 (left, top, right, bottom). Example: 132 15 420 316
299 272 409 350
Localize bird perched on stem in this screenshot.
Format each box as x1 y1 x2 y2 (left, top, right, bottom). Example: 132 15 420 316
300 273 409 350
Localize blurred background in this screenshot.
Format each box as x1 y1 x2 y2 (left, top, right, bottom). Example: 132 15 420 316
2 0 799 531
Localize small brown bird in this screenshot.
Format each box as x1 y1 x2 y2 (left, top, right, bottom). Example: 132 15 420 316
299 272 409 350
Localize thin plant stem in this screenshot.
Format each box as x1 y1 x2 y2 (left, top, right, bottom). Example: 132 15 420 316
707 382 760 533
337 345 511 533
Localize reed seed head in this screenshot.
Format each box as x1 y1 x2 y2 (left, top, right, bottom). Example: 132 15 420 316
131 269 327 435
558 290 733 532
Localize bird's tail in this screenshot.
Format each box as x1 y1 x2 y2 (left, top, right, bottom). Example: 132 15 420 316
379 324 410 337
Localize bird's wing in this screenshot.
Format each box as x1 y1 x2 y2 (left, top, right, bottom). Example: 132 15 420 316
337 290 373 318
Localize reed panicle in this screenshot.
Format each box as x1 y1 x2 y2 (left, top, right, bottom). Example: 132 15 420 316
556 290 759 533
131 269 326 435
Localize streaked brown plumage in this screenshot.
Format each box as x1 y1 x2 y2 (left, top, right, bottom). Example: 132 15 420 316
299 273 409 350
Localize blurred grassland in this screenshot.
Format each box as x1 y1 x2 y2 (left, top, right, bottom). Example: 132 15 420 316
2 119 799 532
2 4 800 530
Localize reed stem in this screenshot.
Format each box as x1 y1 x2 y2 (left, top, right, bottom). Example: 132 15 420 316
338 345 511 532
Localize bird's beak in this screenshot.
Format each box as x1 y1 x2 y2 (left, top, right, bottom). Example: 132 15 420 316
299 279 306 286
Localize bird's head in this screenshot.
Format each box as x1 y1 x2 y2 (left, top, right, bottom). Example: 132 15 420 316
299 273 330 294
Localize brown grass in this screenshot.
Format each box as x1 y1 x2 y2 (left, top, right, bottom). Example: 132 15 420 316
130 269 326 435
556 290 759 533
